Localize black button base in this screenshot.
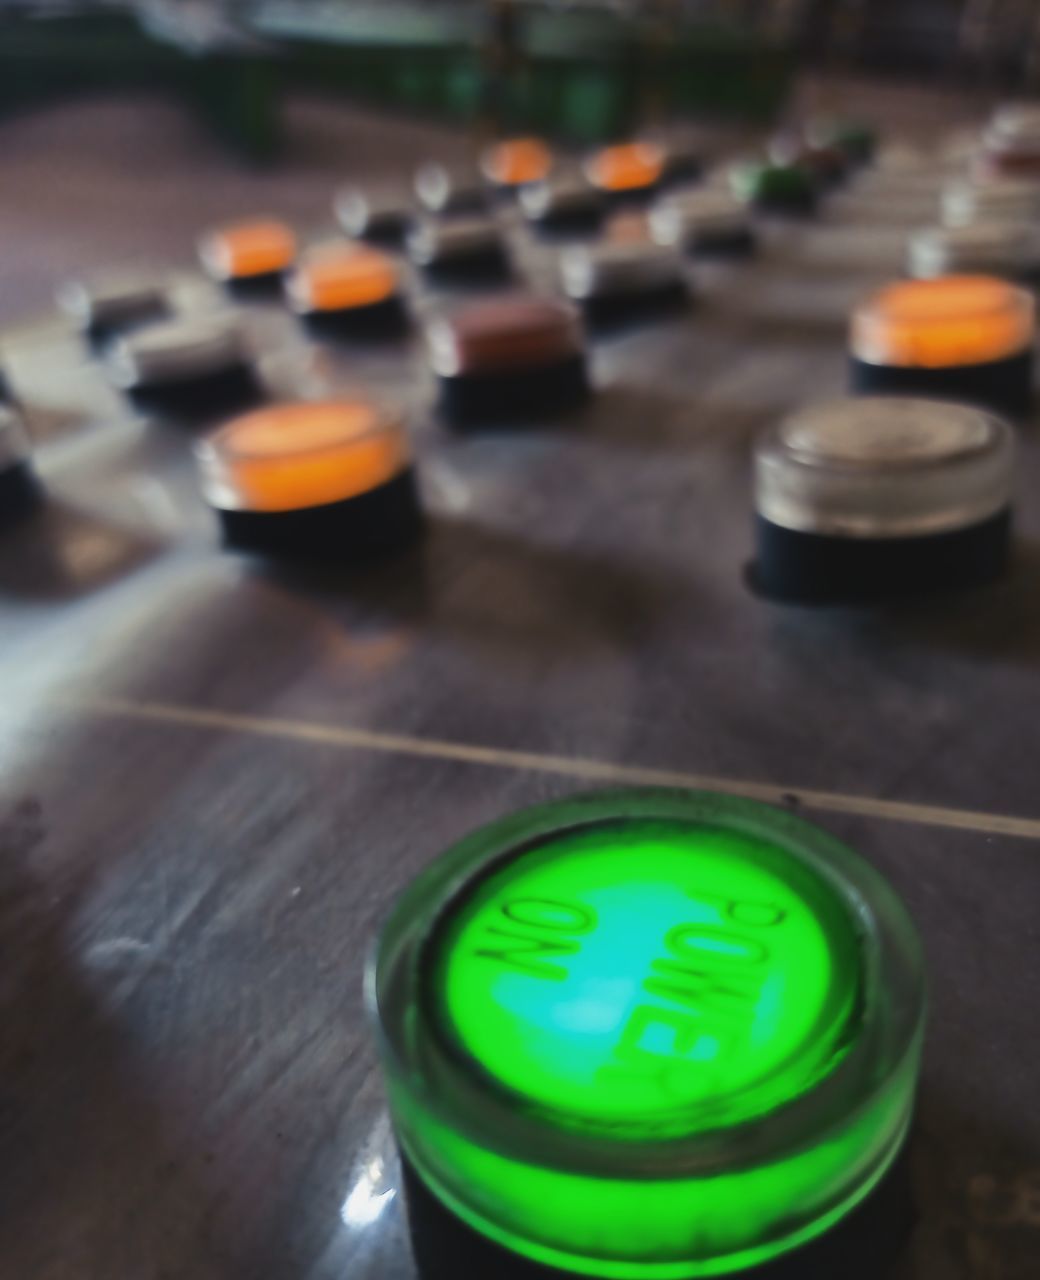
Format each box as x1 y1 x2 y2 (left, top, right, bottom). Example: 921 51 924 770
752 189 818 216
811 164 848 190
850 349 1033 420
839 138 876 167
423 191 490 217
439 353 589 428
301 295 409 341
489 181 540 202
601 182 661 207
526 206 606 236
401 1144 915 1280
689 227 756 257
0 461 44 531
84 304 172 348
661 157 704 187
222 271 287 299
420 247 511 284
751 509 1011 604
214 467 423 562
580 280 688 329
355 215 412 246
126 364 264 420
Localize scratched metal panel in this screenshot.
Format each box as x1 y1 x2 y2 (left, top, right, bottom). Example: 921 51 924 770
1 730 1036 1279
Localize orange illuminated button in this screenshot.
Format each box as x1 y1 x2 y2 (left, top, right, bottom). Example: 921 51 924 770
287 243 400 313
199 219 297 281
850 276 1035 368
482 137 553 187
196 399 411 513
585 142 665 194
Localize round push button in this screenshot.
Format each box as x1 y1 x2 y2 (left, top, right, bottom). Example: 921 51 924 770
287 242 406 336
752 396 1014 602
426 294 588 426
198 218 297 288
849 275 1035 418
941 176 1040 227
433 819 861 1134
372 789 926 1279
729 162 817 215
196 397 421 561
906 222 1040 281
57 269 171 337
585 142 665 199
415 162 488 215
334 185 414 243
483 137 554 189
107 312 262 414
559 241 687 323
520 172 604 232
407 215 509 280
650 190 754 256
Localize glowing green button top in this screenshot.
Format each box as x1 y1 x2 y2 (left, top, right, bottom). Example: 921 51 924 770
372 790 926 1279
431 822 861 1139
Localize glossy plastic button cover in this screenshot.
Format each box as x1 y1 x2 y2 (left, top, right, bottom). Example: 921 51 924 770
755 396 1014 538
372 789 925 1279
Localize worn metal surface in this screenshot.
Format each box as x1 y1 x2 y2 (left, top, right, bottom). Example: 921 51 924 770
0 92 1037 1280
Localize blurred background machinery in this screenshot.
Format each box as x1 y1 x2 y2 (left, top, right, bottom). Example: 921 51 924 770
2 0 1040 162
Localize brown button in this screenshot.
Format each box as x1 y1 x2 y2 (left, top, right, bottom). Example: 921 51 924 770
429 295 583 375
984 145 1040 177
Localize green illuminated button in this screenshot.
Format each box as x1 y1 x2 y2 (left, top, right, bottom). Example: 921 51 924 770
372 790 925 1279
432 822 861 1138
730 162 816 211
808 118 877 164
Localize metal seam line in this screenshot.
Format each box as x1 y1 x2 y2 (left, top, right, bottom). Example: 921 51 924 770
62 694 1040 841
